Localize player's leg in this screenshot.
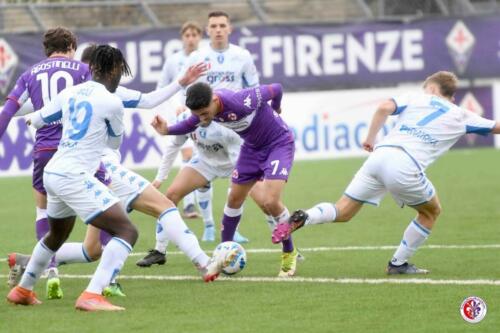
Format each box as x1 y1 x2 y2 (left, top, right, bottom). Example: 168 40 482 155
221 181 256 242
387 196 440 275
180 145 199 219
196 182 215 241
249 182 276 231
137 166 208 267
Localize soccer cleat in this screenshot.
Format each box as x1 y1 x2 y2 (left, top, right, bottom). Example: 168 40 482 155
202 225 216 242
7 286 42 306
182 203 200 219
103 282 126 297
7 253 30 288
278 248 298 277
386 262 430 275
233 230 249 244
46 268 63 300
136 249 166 267
272 210 308 244
201 246 241 282
75 291 125 311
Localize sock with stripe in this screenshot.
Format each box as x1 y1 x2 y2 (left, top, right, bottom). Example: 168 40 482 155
54 243 93 265
19 240 54 291
390 219 430 266
305 203 337 225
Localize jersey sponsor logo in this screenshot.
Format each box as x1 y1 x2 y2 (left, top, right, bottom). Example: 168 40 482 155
399 124 438 145
206 71 236 84
460 296 487 323
0 38 19 94
446 21 475 74
196 141 224 153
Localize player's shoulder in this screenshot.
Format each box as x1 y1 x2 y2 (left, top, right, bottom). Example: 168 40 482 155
228 44 252 58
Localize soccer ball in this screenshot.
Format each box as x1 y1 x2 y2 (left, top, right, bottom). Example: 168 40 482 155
213 241 247 275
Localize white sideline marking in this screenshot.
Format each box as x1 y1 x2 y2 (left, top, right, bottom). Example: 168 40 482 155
129 244 500 257
0 244 498 262
1 273 499 286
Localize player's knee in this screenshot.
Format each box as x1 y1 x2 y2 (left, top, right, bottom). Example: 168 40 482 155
85 244 102 261
165 188 181 205
335 211 353 223
115 222 138 247
262 198 280 215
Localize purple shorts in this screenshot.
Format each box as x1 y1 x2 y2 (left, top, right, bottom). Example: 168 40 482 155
232 138 295 184
32 150 110 194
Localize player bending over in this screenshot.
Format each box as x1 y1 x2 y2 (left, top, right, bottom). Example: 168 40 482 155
272 71 500 274
151 82 300 277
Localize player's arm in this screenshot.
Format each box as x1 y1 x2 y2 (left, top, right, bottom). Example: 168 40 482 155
492 122 500 134
241 50 259 88
151 113 199 135
363 99 397 152
117 63 206 109
105 101 125 150
259 83 283 112
13 99 35 117
463 109 498 136
26 94 64 129
0 74 30 137
154 135 187 187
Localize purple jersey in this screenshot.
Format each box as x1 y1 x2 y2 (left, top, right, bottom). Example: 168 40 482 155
7 56 90 152
169 84 292 148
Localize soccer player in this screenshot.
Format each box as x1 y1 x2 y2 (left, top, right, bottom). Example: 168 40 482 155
6 45 137 311
172 10 259 243
271 71 500 274
4 40 207 298
157 21 203 219
8 44 209 299
151 82 300 277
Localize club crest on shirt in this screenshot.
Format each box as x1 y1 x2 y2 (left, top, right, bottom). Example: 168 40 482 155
228 113 237 121
217 54 224 64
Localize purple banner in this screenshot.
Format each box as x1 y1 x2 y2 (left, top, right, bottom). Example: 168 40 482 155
1 16 500 95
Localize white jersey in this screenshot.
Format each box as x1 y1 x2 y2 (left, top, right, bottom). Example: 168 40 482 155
156 111 242 181
31 81 124 174
157 50 189 89
378 93 496 170
180 43 259 102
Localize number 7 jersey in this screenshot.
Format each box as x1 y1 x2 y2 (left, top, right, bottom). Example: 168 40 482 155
378 93 496 170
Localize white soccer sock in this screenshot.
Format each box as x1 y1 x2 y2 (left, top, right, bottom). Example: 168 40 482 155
265 214 277 231
19 241 54 290
391 219 430 266
305 203 337 225
155 222 169 254
183 191 196 209
86 237 132 295
54 243 93 265
157 208 209 268
196 184 214 227
274 207 290 224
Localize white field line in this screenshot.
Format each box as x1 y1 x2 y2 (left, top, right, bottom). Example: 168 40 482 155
0 244 498 262
0 273 499 286
128 244 500 257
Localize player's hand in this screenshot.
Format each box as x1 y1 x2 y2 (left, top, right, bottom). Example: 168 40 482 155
151 115 169 135
152 179 162 189
362 138 375 152
178 62 207 87
175 105 187 116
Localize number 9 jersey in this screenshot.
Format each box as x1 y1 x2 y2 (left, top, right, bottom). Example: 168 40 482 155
30 81 124 176
377 93 496 170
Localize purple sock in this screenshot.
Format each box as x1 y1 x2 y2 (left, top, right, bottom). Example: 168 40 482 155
221 214 241 242
282 235 294 253
35 218 49 241
100 230 112 247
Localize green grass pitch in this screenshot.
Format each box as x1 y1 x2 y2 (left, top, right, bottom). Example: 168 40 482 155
0 148 499 333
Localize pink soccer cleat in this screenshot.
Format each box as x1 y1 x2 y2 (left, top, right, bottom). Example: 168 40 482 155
7 286 42 306
75 291 125 311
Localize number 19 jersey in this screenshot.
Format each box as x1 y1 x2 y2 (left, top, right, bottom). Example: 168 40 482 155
41 81 124 175
378 93 496 170
7 57 91 152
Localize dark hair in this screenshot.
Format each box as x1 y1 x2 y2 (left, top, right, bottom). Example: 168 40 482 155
423 71 458 98
208 10 230 21
81 43 97 64
180 21 202 36
89 45 131 80
43 27 77 57
186 82 213 110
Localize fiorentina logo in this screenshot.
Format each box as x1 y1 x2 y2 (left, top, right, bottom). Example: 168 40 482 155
228 113 237 121
0 38 19 95
446 21 475 74
459 92 484 145
460 296 487 323
231 169 239 179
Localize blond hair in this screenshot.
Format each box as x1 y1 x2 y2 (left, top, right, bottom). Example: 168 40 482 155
423 71 459 98
180 21 202 36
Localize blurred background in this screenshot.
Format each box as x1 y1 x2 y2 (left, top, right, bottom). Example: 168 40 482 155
1 0 499 176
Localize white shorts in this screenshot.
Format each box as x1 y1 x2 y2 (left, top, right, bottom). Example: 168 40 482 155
186 156 233 182
181 138 194 150
44 171 120 223
102 159 149 212
344 146 436 207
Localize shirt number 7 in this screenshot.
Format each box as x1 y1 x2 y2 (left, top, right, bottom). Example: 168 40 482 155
417 98 450 126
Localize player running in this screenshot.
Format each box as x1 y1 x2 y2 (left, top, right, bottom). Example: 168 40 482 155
151 82 300 277
271 71 500 274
